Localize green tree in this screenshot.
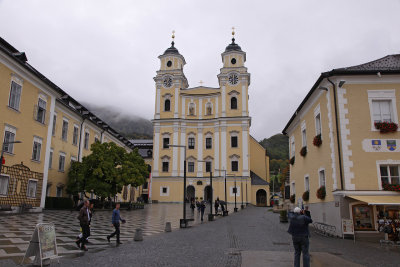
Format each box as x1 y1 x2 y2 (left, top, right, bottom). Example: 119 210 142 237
66 142 148 199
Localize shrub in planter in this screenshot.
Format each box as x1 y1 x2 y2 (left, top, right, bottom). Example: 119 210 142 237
383 183 400 192
300 146 307 157
316 186 326 200
313 134 322 147
290 156 295 165
302 191 309 201
290 194 296 203
374 122 398 133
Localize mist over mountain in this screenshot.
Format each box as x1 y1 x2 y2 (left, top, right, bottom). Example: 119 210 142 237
83 103 153 139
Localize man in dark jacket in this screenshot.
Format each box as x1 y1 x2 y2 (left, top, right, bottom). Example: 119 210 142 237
77 200 91 251
288 207 312 267
107 203 126 246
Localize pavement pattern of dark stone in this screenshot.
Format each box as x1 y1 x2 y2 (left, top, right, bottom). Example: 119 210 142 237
2 205 400 267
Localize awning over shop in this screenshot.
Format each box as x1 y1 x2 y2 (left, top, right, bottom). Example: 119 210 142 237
348 195 400 205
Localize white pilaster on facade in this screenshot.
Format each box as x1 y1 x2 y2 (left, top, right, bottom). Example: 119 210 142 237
337 87 355 190
197 126 203 176
215 95 219 118
241 124 249 177
153 126 160 177
214 125 220 177
179 126 186 176
181 97 186 119
172 124 179 176
222 85 226 117
199 99 203 119
241 82 247 116
221 125 227 172
155 86 161 119
40 95 56 208
326 89 337 190
174 85 179 118
78 122 86 162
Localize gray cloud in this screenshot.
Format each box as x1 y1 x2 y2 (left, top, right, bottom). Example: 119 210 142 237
1 0 399 140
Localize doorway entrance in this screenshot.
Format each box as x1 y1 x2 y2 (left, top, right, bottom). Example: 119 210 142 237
256 189 267 206
187 185 195 202
204 186 212 203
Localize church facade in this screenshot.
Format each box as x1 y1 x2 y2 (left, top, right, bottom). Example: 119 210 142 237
150 33 270 206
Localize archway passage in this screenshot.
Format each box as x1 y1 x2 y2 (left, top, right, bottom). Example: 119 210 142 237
204 186 212 203
187 185 195 202
256 189 267 207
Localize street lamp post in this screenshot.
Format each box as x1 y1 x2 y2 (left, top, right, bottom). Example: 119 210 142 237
215 169 228 216
199 160 213 221
0 140 22 173
234 177 238 212
241 177 244 209
168 144 187 228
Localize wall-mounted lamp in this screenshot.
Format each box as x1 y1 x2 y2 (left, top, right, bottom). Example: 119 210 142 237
338 80 346 88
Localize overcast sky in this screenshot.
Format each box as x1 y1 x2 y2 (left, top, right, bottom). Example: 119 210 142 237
1 0 400 140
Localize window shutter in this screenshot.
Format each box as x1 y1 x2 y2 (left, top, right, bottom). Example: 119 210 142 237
33 105 38 121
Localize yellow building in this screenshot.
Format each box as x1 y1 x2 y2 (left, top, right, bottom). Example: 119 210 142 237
150 32 270 207
283 54 400 237
0 36 137 211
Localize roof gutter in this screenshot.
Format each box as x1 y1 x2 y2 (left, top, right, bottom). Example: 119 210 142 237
327 78 344 190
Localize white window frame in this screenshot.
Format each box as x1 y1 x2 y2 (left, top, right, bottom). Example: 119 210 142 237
72 125 79 146
163 94 172 112
3 125 17 154
161 156 170 172
71 156 77 163
368 90 399 131
290 136 295 158
32 136 43 162
94 135 99 143
376 160 400 190
314 104 322 137
230 154 240 172
188 133 196 150
35 96 47 124
27 179 38 198
84 131 90 150
318 168 326 187
291 181 295 195
0 174 10 196
304 175 310 192
8 76 23 111
52 114 57 136
188 161 195 173
58 152 66 172
61 118 69 141
160 186 169 196
56 186 63 197
301 121 307 148
230 130 239 148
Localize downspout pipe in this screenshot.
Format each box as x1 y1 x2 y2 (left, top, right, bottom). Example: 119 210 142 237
77 118 86 162
327 78 344 190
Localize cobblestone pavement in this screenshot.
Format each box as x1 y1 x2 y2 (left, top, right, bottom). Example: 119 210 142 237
2 205 400 266
0 203 228 265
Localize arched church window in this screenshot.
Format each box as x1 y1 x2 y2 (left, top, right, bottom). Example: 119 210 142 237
231 97 237 110
206 103 212 115
189 103 195 115
165 99 170 111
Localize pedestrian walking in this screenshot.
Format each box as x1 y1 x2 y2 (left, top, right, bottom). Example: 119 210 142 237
200 201 206 222
76 202 94 244
214 198 219 215
76 200 91 251
287 207 313 267
196 200 201 211
107 203 126 246
190 199 195 212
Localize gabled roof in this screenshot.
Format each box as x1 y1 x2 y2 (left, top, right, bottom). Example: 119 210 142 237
250 171 269 185
282 54 400 134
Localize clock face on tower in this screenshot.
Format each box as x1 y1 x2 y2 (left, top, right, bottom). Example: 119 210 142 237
228 73 239 85
163 76 173 88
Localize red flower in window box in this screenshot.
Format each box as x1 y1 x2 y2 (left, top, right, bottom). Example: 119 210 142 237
300 146 307 157
302 191 309 201
313 134 322 147
316 186 326 200
290 194 296 203
374 122 398 133
382 183 400 192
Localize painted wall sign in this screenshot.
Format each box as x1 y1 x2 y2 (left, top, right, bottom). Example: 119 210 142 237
362 139 400 152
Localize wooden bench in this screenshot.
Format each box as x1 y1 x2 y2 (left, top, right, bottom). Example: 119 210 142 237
0 204 12 211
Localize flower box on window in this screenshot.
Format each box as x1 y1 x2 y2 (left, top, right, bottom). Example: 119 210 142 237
313 134 322 147
374 122 398 133
316 186 326 200
300 146 307 157
302 191 309 201
290 156 295 165
382 183 400 192
290 194 296 203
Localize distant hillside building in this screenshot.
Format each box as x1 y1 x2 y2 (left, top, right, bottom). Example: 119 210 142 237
150 32 270 206
283 54 400 237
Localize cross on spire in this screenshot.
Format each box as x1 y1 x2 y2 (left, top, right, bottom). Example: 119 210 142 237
199 80 204 86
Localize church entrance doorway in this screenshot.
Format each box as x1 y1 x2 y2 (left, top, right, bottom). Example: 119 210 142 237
256 189 267 206
187 185 195 202
204 186 212 203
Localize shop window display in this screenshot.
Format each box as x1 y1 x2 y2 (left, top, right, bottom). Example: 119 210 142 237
352 205 374 231
377 206 400 242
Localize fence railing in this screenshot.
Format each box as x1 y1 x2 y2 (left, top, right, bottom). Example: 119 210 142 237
312 222 336 237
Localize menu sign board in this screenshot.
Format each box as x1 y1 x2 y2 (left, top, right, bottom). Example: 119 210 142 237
38 223 57 259
342 219 354 235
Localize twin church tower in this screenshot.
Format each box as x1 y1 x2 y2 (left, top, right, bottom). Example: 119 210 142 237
150 30 269 206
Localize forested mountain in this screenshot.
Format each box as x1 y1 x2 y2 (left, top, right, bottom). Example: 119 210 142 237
83 103 153 139
259 133 289 174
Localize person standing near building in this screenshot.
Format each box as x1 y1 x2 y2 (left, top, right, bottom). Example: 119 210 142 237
288 207 312 267
76 202 94 244
107 203 126 246
214 198 220 215
200 201 206 222
76 200 91 251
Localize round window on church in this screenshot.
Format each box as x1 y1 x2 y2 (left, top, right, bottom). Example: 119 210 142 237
231 58 236 65
167 60 172 67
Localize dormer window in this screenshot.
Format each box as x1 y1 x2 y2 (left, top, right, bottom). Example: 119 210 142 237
164 99 170 111
231 97 237 110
